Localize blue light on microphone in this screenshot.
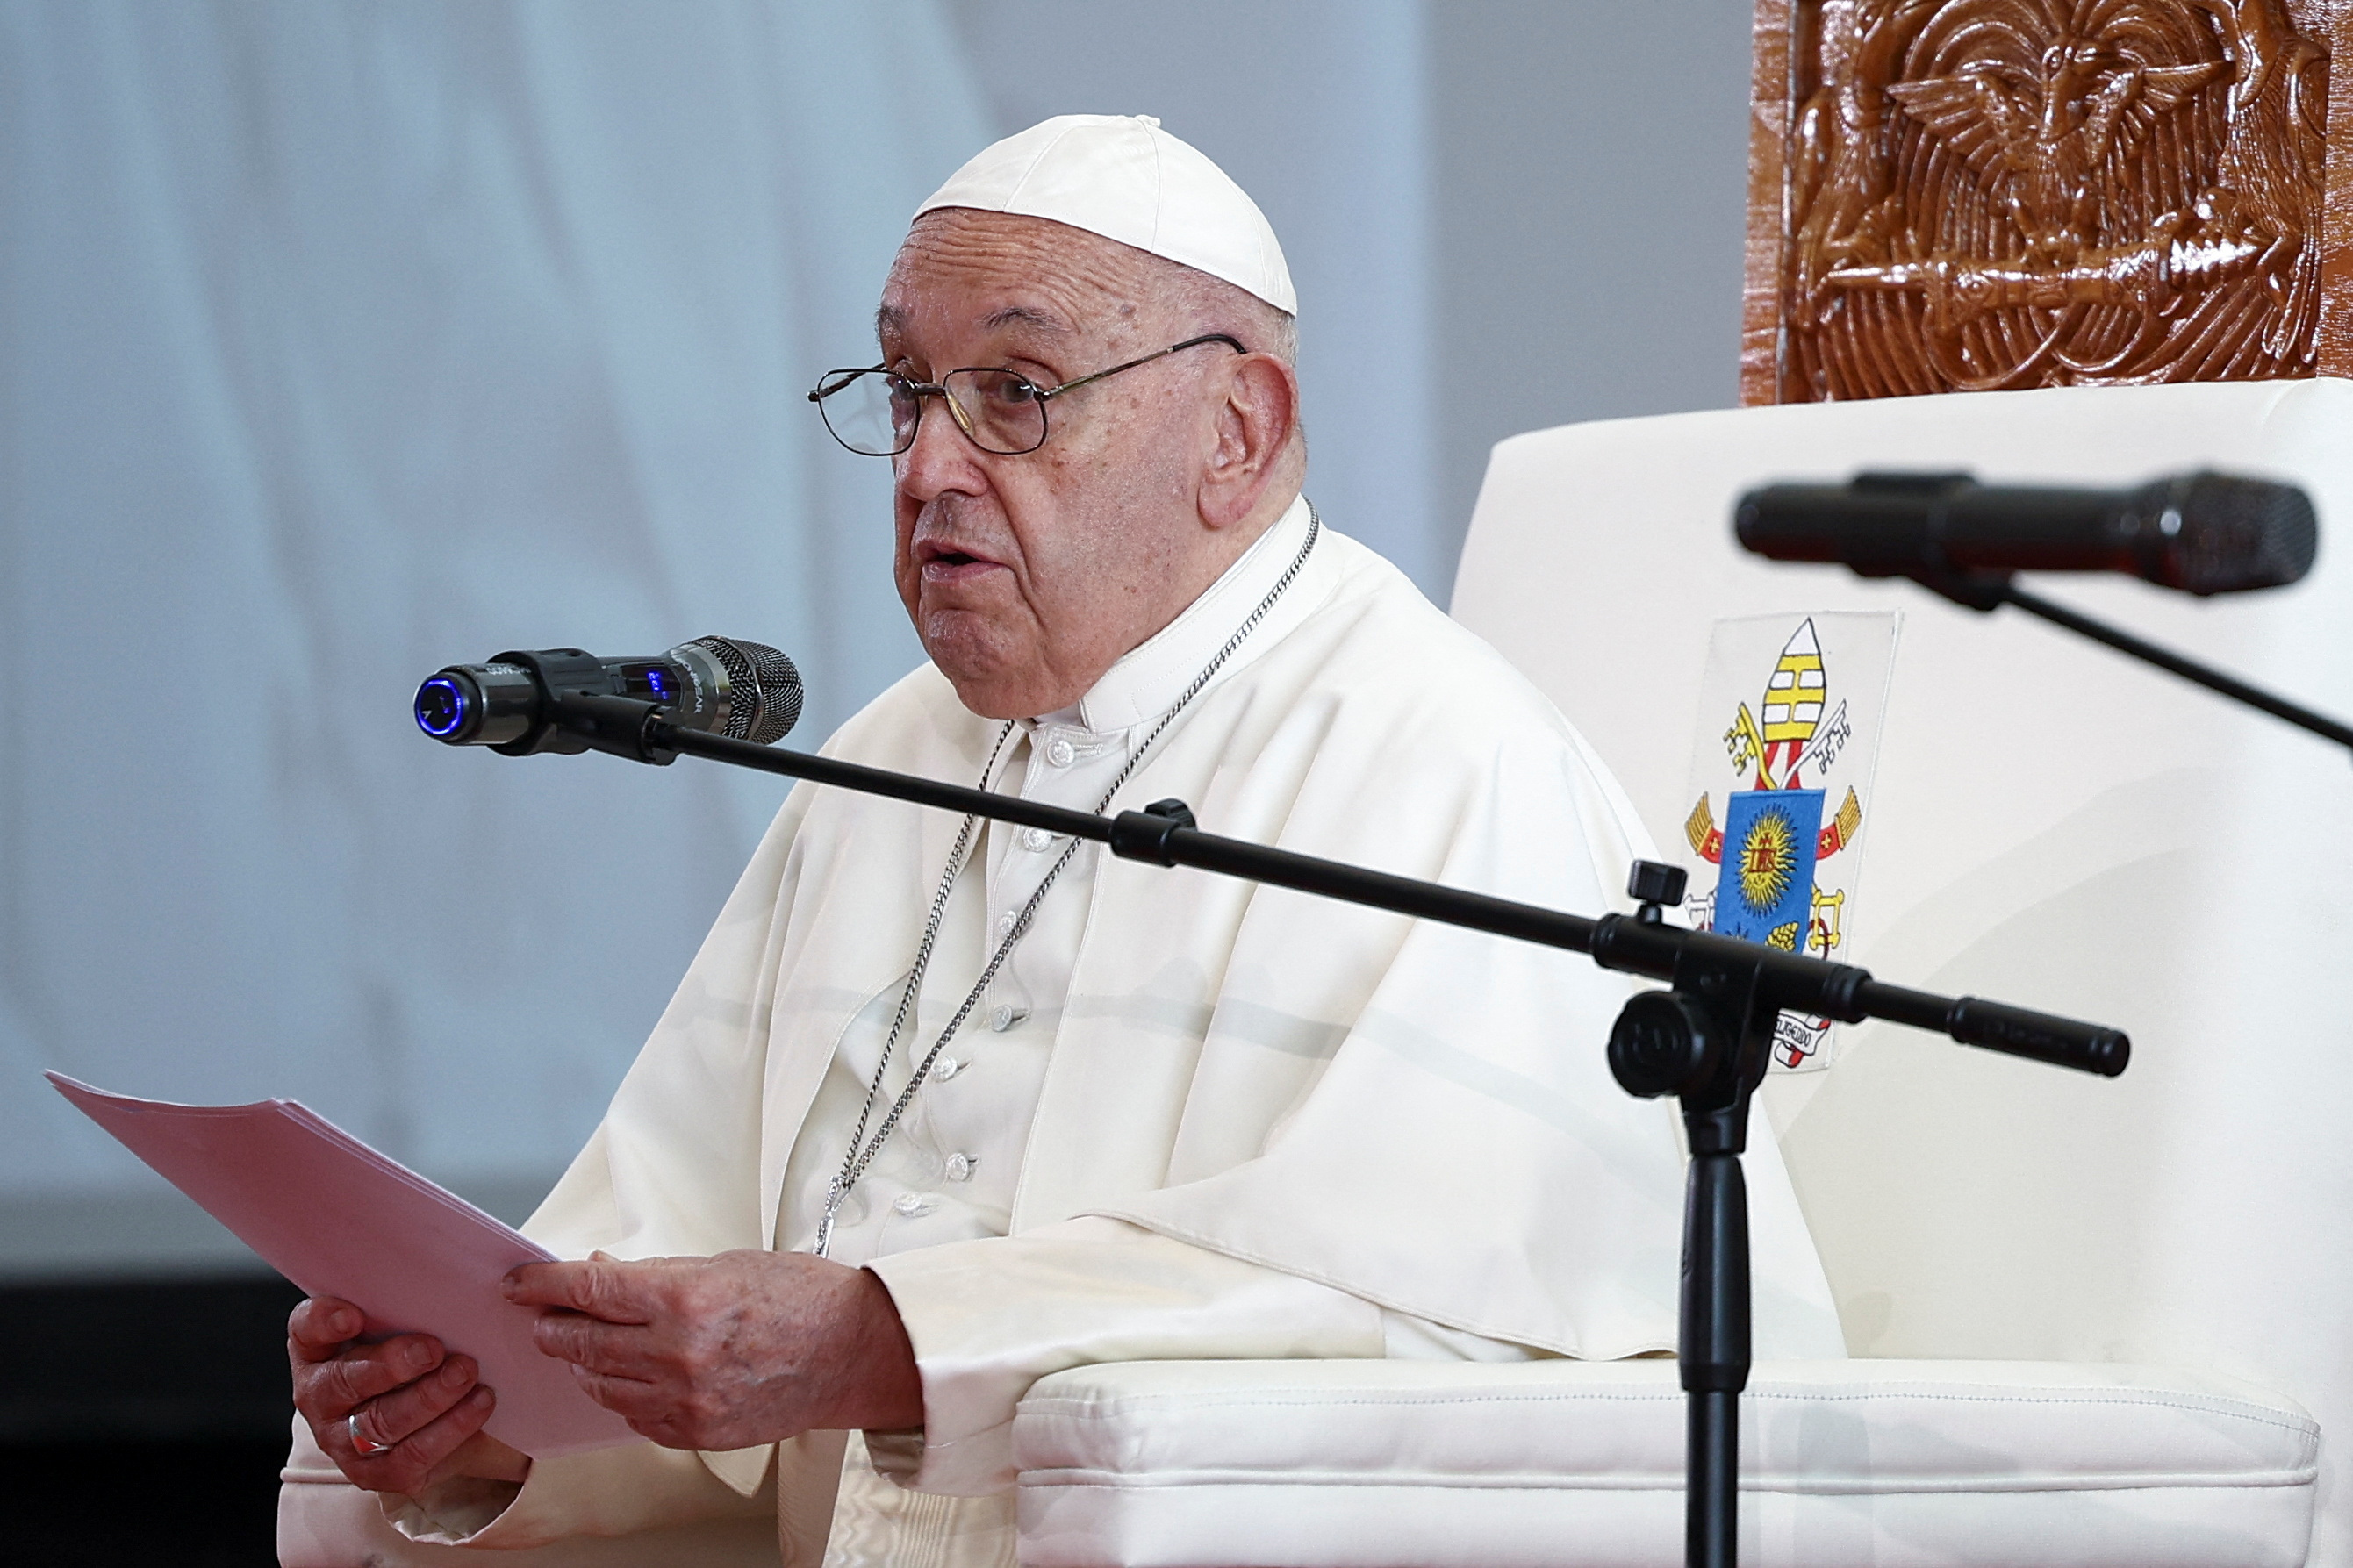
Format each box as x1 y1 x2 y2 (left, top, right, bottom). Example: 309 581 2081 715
414 677 470 738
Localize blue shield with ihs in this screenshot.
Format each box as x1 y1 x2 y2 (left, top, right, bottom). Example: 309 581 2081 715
1713 789 1823 951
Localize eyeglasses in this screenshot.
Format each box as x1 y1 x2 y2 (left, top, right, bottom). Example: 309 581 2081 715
807 333 1247 457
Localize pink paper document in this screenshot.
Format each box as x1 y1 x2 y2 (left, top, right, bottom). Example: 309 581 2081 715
47 1072 637 1457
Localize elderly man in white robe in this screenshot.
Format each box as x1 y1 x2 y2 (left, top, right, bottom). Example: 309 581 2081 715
277 115 1841 1567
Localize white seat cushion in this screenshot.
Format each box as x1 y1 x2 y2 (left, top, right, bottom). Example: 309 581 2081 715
1014 1358 2318 1567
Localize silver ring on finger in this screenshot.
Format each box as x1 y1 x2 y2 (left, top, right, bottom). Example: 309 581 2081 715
348 1411 395 1457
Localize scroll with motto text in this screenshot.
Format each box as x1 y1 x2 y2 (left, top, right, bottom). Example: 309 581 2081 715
1742 0 2353 402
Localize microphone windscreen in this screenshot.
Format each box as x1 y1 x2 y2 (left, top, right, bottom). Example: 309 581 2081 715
2159 473 2318 595
686 635 804 743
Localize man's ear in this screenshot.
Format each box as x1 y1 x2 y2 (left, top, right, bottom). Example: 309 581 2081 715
1198 353 1300 530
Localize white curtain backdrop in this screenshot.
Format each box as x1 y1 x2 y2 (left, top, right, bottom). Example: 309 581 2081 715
0 0 1449 1277
0 0 990 1272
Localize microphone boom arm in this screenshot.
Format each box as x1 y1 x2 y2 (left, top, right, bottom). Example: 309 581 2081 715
555 688 2127 1075
1905 570 2353 756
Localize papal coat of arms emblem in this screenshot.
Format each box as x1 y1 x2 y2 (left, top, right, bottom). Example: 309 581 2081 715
1680 614 1900 1069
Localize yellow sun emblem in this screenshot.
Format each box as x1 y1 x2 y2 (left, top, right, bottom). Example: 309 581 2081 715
1734 807 1800 915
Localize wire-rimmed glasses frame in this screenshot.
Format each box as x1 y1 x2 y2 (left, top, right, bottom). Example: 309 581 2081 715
807 333 1248 458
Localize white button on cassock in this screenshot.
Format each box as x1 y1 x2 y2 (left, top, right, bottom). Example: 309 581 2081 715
1017 826 1055 853
943 1152 974 1182
891 1192 934 1217
932 1056 962 1081
990 1006 1026 1032
1044 736 1076 768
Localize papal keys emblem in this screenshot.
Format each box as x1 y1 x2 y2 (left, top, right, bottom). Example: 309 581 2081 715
1683 619 1869 1067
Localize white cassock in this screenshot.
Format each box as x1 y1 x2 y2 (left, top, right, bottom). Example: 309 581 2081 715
278 496 1844 1567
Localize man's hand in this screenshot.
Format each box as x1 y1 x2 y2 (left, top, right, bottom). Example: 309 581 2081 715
288 1297 532 1495
503 1250 922 1452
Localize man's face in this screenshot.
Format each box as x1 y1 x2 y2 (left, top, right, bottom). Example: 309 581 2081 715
878 211 1225 720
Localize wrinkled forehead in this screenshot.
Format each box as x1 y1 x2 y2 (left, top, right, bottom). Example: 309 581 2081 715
878 209 1167 356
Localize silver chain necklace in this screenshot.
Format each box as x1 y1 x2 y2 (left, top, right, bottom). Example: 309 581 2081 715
812 505 1321 1257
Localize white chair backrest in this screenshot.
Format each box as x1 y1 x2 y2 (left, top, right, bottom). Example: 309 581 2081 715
1450 379 2353 1564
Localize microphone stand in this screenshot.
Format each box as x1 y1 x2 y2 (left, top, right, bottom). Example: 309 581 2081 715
1906 570 2353 757
542 691 2132 1568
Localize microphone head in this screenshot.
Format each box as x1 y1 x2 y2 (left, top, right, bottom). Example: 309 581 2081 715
681 635 803 744
2134 472 2318 595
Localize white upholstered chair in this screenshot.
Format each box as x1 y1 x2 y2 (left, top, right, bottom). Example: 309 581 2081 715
1010 379 2353 1568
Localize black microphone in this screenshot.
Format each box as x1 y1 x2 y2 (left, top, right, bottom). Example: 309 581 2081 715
1735 470 2317 596
414 636 802 755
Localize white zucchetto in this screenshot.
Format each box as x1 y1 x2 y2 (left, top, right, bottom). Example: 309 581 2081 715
915 114 1297 316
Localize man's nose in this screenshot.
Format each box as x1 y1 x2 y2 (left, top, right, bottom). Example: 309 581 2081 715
895 394 988 503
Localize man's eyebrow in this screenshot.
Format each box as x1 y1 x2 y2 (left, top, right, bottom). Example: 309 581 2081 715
980 304 1071 336
873 302 1069 347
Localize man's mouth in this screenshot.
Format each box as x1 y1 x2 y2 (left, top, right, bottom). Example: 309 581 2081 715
915 539 1004 579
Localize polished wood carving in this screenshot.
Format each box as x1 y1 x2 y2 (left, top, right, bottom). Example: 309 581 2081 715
1743 0 2353 401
